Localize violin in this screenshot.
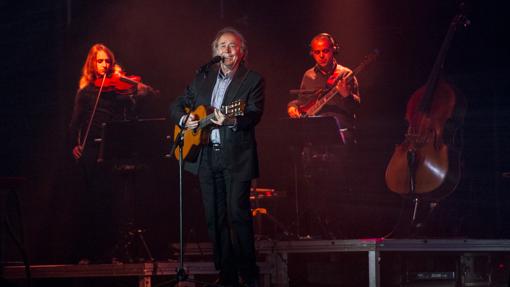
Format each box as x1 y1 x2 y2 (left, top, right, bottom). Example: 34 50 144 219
94 71 142 95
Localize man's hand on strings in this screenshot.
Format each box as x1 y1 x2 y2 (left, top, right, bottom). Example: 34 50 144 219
335 79 353 98
211 109 236 126
183 114 199 129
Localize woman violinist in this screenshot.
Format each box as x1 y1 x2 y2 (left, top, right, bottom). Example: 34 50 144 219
69 43 155 160
67 43 156 263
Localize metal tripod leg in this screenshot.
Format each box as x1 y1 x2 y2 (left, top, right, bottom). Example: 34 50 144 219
407 148 419 225
253 208 294 239
411 196 419 223
135 229 154 262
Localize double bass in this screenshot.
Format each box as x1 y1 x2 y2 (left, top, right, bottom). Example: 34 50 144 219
385 10 469 200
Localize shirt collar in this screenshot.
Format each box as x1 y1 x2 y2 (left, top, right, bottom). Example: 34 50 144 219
314 59 338 76
218 64 238 80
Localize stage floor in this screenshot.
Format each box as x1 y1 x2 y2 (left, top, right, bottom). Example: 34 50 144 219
4 238 510 287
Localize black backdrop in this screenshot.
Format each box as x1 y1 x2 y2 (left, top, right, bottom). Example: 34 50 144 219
1 0 509 263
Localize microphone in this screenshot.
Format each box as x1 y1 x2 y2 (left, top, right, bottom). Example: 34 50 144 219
196 56 223 75
208 55 223 65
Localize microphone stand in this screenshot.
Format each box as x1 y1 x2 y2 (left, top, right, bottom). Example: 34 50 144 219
175 135 188 283
160 135 213 287
161 64 219 287
165 96 201 286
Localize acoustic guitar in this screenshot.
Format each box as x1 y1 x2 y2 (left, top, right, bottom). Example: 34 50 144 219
173 100 245 161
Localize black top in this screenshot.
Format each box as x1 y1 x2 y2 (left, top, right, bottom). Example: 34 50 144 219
69 84 154 146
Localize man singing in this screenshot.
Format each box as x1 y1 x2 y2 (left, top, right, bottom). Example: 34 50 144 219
169 27 264 287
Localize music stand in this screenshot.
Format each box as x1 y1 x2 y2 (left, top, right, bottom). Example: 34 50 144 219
98 117 171 164
97 118 171 262
279 116 342 238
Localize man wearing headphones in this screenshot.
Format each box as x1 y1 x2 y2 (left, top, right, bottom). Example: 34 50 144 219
286 33 361 238
287 33 360 144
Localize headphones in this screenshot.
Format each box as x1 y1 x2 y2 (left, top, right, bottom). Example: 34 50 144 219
309 33 340 55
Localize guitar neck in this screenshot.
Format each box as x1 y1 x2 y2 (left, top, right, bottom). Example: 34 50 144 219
199 113 216 129
305 70 353 116
197 104 231 129
305 89 337 116
193 100 244 129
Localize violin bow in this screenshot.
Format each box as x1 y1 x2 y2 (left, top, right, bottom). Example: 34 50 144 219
80 73 107 153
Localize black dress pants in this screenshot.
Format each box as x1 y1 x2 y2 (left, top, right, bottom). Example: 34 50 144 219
198 145 258 284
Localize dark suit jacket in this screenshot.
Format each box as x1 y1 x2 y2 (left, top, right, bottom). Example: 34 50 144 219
169 63 265 181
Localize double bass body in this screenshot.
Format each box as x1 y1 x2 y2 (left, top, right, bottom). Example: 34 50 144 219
385 8 468 200
385 80 462 199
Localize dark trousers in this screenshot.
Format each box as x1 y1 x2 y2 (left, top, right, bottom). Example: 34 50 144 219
198 145 258 283
73 146 116 262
